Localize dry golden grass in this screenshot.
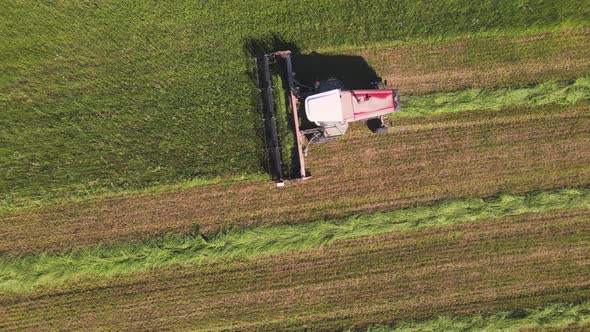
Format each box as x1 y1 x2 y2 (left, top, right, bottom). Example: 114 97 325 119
1 209 588 331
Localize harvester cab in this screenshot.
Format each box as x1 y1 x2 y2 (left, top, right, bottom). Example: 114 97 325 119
254 50 399 186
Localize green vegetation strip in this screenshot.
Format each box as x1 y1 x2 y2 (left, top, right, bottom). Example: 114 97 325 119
366 301 590 332
1 187 589 293
398 77 590 117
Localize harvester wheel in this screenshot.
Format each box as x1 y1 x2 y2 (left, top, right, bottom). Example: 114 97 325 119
375 126 389 134
313 135 336 144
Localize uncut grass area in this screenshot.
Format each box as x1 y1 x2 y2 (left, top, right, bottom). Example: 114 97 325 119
2 1 590 207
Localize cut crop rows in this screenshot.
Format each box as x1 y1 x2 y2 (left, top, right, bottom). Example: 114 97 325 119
1 209 589 331
366 301 590 332
531 322 590 332
358 28 590 95
1 105 589 255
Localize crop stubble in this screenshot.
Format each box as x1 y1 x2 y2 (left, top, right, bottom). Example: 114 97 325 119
1 209 589 331
360 28 590 94
1 106 589 256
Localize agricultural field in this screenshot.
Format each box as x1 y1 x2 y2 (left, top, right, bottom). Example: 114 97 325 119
1 0 590 331
2 209 590 330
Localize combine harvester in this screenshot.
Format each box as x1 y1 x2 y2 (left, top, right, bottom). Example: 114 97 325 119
255 50 400 186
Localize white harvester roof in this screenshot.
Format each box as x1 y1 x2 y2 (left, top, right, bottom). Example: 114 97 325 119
304 89 344 123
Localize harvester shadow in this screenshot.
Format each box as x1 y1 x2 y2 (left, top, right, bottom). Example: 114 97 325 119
244 35 381 180
293 52 381 90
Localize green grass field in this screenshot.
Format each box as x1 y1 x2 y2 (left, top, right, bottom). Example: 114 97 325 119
2 0 589 207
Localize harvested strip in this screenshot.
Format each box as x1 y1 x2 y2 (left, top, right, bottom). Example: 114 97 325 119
1 209 589 331
1 187 587 293
355 28 590 94
1 105 589 256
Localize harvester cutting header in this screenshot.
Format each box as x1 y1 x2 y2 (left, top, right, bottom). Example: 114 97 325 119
255 50 399 186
